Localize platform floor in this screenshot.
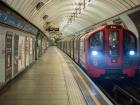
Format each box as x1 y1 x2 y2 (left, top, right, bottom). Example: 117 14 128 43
0 47 87 105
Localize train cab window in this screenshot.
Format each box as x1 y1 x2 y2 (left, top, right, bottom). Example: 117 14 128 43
90 31 104 51
124 30 136 55
109 30 119 57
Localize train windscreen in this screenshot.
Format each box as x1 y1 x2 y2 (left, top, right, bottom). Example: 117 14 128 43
109 30 119 57
89 31 104 67
89 31 104 51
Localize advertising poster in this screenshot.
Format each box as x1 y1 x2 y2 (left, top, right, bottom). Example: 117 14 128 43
42 38 47 53
31 38 35 61
0 33 5 82
25 37 30 66
38 39 42 57
29 37 33 64
18 36 25 71
14 35 19 75
5 32 12 81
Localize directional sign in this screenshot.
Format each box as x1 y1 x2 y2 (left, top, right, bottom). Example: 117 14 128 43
47 28 59 31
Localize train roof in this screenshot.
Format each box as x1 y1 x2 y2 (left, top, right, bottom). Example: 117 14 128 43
86 24 124 38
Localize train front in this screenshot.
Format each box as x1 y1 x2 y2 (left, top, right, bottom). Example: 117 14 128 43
87 25 138 79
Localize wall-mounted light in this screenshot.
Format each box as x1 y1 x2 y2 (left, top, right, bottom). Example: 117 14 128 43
43 15 48 20
35 2 44 10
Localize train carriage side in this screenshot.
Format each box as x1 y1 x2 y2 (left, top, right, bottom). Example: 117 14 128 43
79 35 87 69
62 40 65 52
122 29 137 77
67 40 70 56
68 36 74 56
74 35 84 63
66 40 69 55
73 35 79 62
64 41 67 53
60 41 62 50
70 36 76 59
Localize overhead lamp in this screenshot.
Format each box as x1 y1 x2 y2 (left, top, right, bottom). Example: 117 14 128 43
43 15 48 20
35 2 44 10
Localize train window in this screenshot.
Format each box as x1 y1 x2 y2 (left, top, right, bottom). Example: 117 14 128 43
109 30 119 57
90 31 104 50
124 30 136 55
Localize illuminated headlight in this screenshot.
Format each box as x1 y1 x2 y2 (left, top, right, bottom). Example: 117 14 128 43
129 50 135 55
92 51 98 56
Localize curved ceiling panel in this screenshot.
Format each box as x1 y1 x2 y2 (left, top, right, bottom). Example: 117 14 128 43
2 0 140 36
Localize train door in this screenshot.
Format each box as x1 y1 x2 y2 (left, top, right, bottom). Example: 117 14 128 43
68 41 71 56
79 35 86 68
106 28 123 67
64 41 66 52
72 37 75 59
74 36 77 61
70 37 75 58
5 32 13 81
77 35 83 63
70 40 72 57
66 41 69 54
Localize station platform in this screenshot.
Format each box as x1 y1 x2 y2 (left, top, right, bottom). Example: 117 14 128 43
0 47 112 105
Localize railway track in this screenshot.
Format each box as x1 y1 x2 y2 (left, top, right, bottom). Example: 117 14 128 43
112 84 140 105
95 79 140 105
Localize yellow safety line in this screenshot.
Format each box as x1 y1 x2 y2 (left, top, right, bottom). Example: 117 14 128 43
70 63 101 105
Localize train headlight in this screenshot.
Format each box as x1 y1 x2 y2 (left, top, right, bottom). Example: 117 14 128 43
92 50 98 56
129 50 135 55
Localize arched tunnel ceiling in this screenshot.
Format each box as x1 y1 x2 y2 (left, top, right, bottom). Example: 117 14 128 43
2 0 140 36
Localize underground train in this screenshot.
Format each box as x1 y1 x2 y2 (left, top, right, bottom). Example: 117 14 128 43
57 25 138 79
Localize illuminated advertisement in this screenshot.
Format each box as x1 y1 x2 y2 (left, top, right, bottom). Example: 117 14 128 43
29 37 33 64
18 36 25 71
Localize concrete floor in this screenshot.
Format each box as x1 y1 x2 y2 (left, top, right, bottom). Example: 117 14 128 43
0 47 86 105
